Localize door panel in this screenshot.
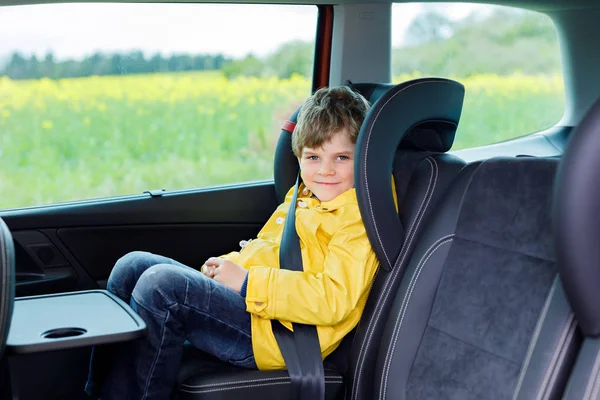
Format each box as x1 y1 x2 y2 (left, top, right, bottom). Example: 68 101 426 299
56 224 264 282
0 181 278 400
1 182 277 229
1 182 278 297
12 230 83 297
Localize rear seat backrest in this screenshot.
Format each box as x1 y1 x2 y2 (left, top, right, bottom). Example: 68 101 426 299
373 157 576 400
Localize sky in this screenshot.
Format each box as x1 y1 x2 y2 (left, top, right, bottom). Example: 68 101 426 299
0 2 489 61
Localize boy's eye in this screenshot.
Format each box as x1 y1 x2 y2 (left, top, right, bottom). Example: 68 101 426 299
307 155 319 161
337 155 350 161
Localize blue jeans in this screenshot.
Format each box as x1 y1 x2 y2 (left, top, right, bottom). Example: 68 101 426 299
85 251 256 400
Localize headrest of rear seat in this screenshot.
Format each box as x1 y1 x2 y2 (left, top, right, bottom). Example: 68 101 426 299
555 97 600 337
355 77 465 271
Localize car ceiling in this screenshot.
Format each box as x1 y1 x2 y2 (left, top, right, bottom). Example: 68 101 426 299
1 0 600 12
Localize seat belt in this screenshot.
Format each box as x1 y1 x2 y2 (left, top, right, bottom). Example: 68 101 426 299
271 174 325 400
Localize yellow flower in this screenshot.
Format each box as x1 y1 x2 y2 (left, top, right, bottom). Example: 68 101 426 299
1 110 9 118
41 120 53 130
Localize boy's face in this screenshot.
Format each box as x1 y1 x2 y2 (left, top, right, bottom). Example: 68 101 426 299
298 129 355 202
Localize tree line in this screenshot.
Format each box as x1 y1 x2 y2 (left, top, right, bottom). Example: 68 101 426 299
1 52 229 80
1 7 561 81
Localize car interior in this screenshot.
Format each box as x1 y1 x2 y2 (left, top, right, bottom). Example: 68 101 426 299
1 0 600 399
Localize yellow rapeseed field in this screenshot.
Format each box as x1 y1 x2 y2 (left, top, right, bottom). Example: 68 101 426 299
0 71 564 209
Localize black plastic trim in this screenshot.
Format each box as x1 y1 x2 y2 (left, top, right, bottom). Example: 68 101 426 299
6 290 146 354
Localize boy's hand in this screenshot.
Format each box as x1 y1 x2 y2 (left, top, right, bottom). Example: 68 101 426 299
203 257 248 293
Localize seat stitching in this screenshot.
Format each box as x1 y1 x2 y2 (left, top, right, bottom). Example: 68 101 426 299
363 81 456 270
583 343 600 399
349 267 381 354
182 377 289 388
181 375 343 389
455 235 555 264
350 157 438 400
543 316 576 399
535 312 575 400
379 235 455 400
426 325 519 365
180 380 344 394
352 158 437 400
512 281 557 399
404 158 438 243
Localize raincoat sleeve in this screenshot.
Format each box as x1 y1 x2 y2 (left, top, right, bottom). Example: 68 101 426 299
244 214 378 326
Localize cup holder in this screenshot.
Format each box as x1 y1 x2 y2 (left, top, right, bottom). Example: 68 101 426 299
42 327 87 339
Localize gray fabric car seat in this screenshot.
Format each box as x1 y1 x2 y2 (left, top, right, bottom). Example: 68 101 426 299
176 79 467 400
372 156 579 400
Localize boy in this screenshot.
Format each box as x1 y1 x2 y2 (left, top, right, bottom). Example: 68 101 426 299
85 86 379 399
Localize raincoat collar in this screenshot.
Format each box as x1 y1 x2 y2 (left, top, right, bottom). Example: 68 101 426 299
295 183 357 212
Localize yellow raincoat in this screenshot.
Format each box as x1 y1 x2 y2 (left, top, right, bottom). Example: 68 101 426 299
221 183 381 370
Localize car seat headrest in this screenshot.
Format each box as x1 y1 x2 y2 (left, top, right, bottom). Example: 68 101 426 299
273 79 462 204
273 107 302 204
349 82 457 153
355 77 464 271
555 97 600 337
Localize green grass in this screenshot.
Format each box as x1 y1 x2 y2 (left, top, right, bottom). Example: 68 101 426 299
0 71 564 209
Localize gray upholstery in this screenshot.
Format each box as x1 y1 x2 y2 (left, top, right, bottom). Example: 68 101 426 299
374 157 575 400
0 218 15 361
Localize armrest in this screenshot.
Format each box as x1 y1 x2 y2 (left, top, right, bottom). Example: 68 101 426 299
6 290 146 355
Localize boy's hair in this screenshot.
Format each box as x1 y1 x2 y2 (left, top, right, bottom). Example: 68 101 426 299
292 86 371 157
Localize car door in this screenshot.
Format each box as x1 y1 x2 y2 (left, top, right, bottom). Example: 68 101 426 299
0 3 328 399
2 183 278 298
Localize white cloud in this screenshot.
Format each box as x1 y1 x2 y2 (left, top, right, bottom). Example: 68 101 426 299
0 2 490 60
0 3 317 59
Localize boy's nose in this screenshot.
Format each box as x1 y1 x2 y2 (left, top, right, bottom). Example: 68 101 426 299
319 161 335 175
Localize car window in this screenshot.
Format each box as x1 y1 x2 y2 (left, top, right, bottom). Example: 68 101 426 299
0 3 316 209
391 3 564 150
